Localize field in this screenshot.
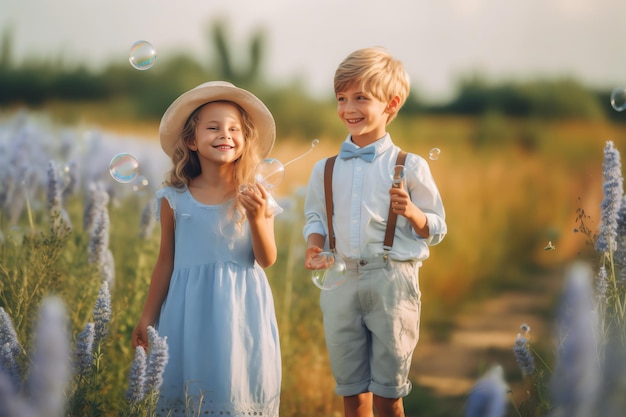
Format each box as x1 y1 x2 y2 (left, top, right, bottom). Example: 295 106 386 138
1 108 625 416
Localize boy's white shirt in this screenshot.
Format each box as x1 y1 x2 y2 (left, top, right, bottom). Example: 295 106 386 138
303 134 447 261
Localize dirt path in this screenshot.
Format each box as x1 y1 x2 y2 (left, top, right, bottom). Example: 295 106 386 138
410 273 562 399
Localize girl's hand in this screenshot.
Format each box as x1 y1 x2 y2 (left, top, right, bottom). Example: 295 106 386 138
239 183 270 220
131 321 149 350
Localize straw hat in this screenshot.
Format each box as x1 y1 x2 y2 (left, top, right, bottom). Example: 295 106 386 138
159 81 276 158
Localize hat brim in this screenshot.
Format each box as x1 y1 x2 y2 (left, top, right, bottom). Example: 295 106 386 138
159 81 276 158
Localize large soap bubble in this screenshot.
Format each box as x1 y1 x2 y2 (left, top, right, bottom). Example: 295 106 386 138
310 252 347 291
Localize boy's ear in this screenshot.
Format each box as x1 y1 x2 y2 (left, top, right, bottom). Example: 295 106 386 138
386 95 401 114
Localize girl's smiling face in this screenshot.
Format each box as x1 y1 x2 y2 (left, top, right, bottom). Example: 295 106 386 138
189 101 245 164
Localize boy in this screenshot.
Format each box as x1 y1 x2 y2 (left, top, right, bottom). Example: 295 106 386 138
303 47 447 417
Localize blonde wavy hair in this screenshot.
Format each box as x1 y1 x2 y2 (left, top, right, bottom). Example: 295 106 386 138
334 46 410 124
164 100 263 228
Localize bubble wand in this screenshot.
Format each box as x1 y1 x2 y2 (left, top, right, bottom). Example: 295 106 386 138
253 138 319 189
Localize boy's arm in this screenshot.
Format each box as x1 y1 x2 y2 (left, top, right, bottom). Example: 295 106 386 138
391 154 446 245
303 160 329 268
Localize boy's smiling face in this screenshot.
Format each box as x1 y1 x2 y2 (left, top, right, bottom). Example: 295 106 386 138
336 85 398 147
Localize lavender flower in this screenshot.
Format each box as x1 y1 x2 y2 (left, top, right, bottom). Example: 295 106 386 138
74 322 94 376
616 194 626 284
83 183 109 233
46 161 62 212
26 296 71 417
550 262 600 417
93 281 111 347
0 307 21 391
61 160 80 199
596 141 623 253
138 198 156 239
0 307 20 351
0 343 21 394
145 326 168 396
0 371 18 417
597 330 626 417
126 346 147 404
47 161 72 239
101 248 116 287
87 205 110 266
465 365 508 417
513 324 535 376
595 265 608 308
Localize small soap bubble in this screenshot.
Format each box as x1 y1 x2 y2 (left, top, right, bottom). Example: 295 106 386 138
129 40 157 70
429 147 441 160
109 153 140 183
610 87 626 112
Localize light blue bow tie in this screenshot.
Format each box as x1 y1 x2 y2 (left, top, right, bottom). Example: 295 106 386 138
339 142 376 162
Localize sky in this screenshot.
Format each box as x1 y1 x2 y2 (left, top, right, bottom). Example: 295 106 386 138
3 0 626 102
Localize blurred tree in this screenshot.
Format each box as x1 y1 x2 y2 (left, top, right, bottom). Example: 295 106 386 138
207 18 266 87
0 26 12 71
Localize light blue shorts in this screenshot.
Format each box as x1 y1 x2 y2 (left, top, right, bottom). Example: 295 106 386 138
319 257 422 398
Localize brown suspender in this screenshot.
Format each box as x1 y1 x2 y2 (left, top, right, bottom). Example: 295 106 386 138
384 150 407 251
323 150 407 253
324 155 337 251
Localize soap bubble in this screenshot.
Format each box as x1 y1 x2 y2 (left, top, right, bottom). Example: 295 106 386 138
391 165 405 188
254 158 285 189
311 252 347 290
109 153 140 183
429 148 441 160
129 40 157 70
610 87 626 112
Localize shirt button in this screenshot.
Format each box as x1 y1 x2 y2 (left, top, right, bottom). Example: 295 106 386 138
359 260 368 266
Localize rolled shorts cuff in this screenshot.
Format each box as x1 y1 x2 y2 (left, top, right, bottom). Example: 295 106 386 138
335 379 371 397
369 380 413 399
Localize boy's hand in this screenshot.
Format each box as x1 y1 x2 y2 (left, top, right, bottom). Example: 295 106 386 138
389 186 417 219
304 246 324 269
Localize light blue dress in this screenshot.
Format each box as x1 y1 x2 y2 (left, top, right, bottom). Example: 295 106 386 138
154 186 281 417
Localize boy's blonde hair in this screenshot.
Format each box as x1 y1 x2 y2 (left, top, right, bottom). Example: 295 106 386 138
334 47 410 124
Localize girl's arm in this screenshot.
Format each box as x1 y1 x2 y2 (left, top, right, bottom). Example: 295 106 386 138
131 199 175 349
239 184 277 268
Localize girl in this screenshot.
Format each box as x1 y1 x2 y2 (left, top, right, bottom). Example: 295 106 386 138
132 81 281 416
